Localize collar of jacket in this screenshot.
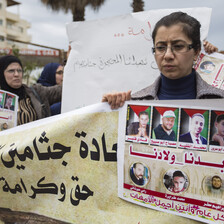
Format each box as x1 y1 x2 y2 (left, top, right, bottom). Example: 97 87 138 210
131 71 224 100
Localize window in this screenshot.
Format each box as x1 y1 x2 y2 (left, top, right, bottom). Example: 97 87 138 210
0 19 3 26
0 36 4 42
19 26 23 33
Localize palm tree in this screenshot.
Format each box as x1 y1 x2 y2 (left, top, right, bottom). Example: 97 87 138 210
131 0 144 12
40 0 105 21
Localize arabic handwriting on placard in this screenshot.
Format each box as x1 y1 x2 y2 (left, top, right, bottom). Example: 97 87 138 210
1 132 71 169
74 54 148 71
128 21 152 41
75 131 117 162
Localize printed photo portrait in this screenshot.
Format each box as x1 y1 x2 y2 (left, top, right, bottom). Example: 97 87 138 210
1 122 8 131
126 105 151 142
163 169 189 194
4 93 15 111
199 61 215 74
179 109 209 150
129 162 150 187
202 175 224 198
209 111 224 147
150 107 179 146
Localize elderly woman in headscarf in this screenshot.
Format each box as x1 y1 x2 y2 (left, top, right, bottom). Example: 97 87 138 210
37 62 63 115
0 55 62 125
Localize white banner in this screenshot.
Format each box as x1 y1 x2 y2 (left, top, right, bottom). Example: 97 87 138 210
118 99 224 224
63 7 212 112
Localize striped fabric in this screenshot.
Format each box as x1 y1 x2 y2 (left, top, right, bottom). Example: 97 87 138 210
17 97 37 125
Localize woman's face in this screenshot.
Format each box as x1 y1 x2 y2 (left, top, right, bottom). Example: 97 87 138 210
55 65 64 85
4 63 23 89
154 24 200 79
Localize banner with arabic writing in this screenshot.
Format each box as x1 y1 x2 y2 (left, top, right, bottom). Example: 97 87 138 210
0 103 204 223
63 7 211 112
118 99 224 224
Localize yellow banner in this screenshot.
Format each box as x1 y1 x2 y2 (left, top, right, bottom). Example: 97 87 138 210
0 103 202 223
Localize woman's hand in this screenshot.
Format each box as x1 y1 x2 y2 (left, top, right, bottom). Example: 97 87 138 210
203 40 218 54
102 90 131 109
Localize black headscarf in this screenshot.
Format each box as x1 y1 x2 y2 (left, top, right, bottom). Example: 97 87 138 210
0 55 25 99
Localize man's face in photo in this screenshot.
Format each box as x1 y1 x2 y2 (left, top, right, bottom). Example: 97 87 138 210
212 177 222 189
6 97 12 106
191 115 204 136
204 63 215 72
139 114 149 129
173 176 186 192
134 163 144 180
215 120 224 137
162 117 175 131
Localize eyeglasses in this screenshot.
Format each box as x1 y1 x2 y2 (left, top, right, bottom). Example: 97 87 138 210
56 70 63 75
152 43 194 55
6 69 23 74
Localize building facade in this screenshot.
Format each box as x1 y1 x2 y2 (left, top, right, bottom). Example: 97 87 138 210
0 0 31 49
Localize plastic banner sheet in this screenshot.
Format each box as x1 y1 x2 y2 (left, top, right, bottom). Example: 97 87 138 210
118 99 224 224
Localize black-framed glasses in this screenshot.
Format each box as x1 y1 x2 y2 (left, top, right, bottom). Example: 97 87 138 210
152 43 194 55
6 69 23 74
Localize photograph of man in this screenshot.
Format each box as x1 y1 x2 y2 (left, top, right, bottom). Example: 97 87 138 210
199 61 215 73
4 94 14 111
210 114 224 146
179 113 207 145
130 162 148 186
167 170 188 193
206 175 224 197
126 111 149 138
152 110 176 141
212 175 222 190
1 122 8 131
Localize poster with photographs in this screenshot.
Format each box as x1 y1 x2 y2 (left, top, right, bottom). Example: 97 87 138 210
195 50 224 90
0 90 18 131
118 101 224 223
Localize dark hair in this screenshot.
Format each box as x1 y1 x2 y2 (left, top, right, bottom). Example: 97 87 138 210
173 170 185 179
138 111 149 117
133 162 144 169
6 95 13 100
216 114 224 123
152 12 201 52
212 175 222 182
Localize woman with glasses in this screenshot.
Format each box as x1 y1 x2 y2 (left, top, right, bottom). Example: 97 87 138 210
38 62 63 115
102 11 224 109
0 55 62 125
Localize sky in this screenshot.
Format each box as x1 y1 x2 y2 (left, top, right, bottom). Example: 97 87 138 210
7 0 224 51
